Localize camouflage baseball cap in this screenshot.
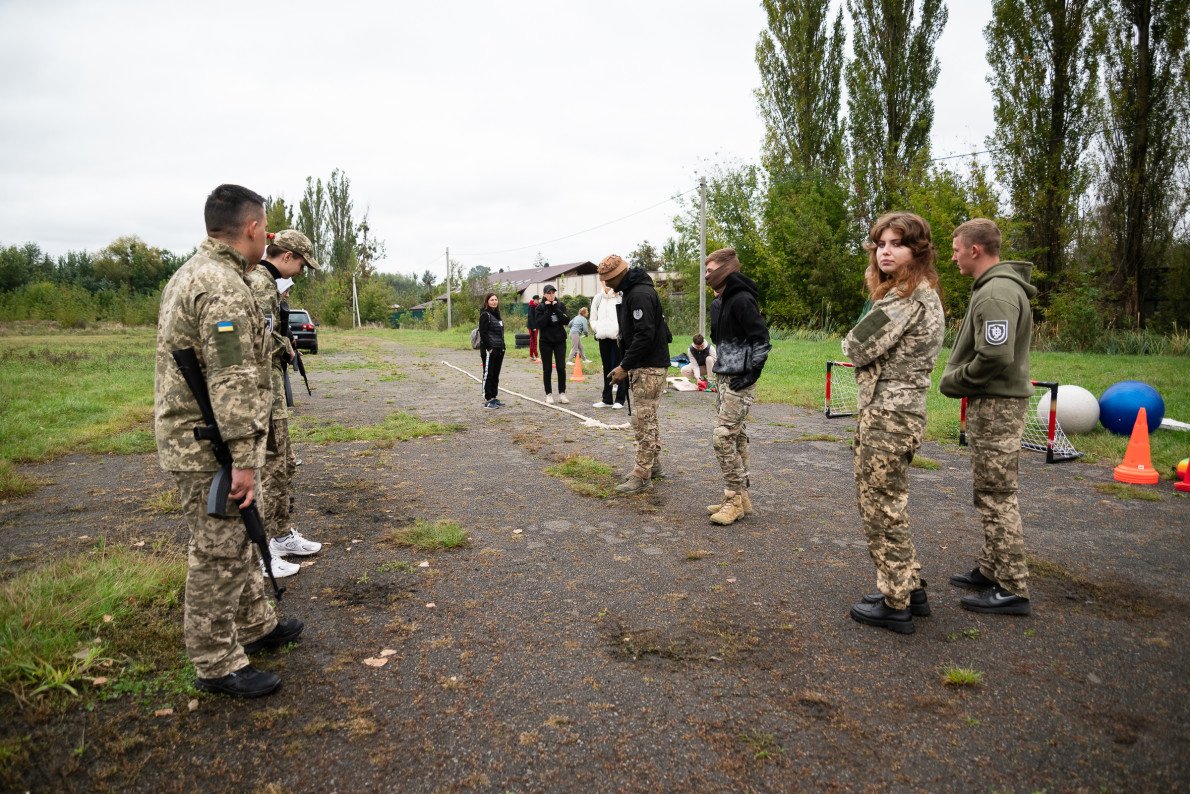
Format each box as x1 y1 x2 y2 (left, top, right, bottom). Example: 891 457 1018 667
271 229 320 270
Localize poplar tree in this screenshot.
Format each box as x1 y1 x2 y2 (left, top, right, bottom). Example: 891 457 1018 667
755 0 846 178
1100 0 1190 326
845 0 948 224
985 0 1104 306
297 177 329 266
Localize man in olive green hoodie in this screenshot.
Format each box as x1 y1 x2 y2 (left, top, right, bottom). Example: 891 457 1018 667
940 219 1036 616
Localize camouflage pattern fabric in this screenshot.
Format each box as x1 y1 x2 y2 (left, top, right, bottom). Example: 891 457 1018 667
174 471 277 678
154 238 270 471
246 265 291 420
628 367 666 480
853 411 923 609
966 396 1030 598
713 376 755 491
262 417 293 537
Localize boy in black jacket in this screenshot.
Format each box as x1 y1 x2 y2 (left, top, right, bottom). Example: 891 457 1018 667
601 254 671 493
704 248 770 525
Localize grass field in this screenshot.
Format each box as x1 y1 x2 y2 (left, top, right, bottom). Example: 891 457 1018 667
1 325 1187 496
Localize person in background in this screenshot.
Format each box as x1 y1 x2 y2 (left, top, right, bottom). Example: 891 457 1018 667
568 307 591 363
681 334 717 386
526 294 540 363
478 292 506 409
591 282 626 409
843 212 945 635
534 285 570 404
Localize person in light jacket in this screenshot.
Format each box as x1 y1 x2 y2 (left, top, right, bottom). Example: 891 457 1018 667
568 307 591 364
590 283 627 408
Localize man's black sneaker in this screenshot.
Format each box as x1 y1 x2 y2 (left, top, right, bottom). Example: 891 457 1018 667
242 618 304 654
849 599 915 634
861 583 931 617
492 399 506 407
195 665 281 698
949 567 997 590
961 585 1031 615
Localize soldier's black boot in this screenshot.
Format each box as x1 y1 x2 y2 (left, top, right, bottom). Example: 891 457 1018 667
949 567 996 590
196 665 281 698
960 585 1031 615
242 618 305 654
862 581 930 617
850 599 915 634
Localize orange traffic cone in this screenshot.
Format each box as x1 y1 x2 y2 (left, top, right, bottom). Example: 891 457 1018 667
1114 407 1159 485
570 354 586 382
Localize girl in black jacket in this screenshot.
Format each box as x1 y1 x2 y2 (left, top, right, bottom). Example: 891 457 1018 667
478 293 506 408
533 285 571 403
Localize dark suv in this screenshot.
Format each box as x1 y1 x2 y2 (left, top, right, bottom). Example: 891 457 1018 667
288 309 318 354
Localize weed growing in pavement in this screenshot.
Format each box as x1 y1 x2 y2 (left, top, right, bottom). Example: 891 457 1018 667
0 461 39 499
386 519 470 551
911 456 942 470
1093 482 1162 502
378 561 417 573
685 549 712 561
941 667 983 687
946 628 981 642
1024 628 1037 638
142 487 181 515
796 433 840 442
739 730 784 761
290 412 461 444
545 455 618 499
0 544 186 703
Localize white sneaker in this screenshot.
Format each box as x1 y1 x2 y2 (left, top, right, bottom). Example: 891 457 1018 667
593 401 611 409
558 393 569 404
612 402 624 409
271 530 322 556
583 358 591 363
261 555 300 579
546 394 554 405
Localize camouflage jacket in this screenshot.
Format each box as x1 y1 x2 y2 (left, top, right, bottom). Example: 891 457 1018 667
843 280 944 419
154 238 270 472
246 263 291 420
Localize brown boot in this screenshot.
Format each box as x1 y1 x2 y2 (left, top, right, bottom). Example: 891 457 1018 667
707 489 753 516
710 490 745 525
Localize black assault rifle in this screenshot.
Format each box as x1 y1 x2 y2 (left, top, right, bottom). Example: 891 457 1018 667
171 347 285 600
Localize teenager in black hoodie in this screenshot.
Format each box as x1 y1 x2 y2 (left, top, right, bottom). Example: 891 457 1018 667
478 293 506 409
705 247 770 525
533 285 571 404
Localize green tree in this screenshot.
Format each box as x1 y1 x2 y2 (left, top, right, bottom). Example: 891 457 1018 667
265 196 295 233
845 0 948 223
629 240 662 271
325 169 358 275
1100 0 1190 327
755 0 846 178
0 243 54 292
985 0 1104 308
297 177 329 265
92 236 168 293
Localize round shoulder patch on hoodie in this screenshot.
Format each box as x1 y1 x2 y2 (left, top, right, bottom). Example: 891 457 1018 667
984 320 1009 345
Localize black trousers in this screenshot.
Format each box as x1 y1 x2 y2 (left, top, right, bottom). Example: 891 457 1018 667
599 337 628 405
539 337 566 394
482 348 504 401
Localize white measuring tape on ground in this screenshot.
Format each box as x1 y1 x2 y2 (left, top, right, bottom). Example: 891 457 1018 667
441 361 631 430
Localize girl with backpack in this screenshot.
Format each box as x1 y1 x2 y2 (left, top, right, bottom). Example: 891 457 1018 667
478 293 506 409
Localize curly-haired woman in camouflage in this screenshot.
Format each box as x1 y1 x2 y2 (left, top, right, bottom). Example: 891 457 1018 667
843 212 946 635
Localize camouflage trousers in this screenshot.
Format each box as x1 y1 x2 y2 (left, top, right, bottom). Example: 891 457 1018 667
714 376 754 491
262 417 294 537
966 396 1030 598
628 367 666 479
174 471 277 679
853 407 925 610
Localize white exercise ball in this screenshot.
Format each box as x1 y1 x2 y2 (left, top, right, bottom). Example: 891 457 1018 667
1036 385 1100 434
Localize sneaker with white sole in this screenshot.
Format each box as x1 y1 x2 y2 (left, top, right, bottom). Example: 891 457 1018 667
593 401 612 409
270 531 322 557
261 555 300 579
558 393 569 404
546 394 554 405
612 402 624 409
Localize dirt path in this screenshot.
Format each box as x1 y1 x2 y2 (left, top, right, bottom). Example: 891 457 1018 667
3 337 1188 792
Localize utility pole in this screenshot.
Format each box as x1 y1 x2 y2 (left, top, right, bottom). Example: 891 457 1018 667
445 246 452 330
697 176 707 337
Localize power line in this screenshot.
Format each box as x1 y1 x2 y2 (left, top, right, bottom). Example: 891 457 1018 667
456 187 699 257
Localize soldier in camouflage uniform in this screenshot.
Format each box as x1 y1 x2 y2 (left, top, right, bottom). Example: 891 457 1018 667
941 219 1036 616
247 230 323 578
844 212 945 634
600 254 672 493
154 185 303 698
702 248 770 525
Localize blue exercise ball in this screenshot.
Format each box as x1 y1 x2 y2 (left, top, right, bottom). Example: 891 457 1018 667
1098 380 1165 435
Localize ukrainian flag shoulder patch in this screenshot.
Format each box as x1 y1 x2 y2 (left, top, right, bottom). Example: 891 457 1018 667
216 321 235 333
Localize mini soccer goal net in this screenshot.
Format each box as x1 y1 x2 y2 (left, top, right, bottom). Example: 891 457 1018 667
824 363 1082 464
959 381 1082 463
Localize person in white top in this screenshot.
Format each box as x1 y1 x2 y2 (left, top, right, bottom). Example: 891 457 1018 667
590 283 627 408
681 334 717 385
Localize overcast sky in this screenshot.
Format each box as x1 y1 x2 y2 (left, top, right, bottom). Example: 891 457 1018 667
0 0 994 278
